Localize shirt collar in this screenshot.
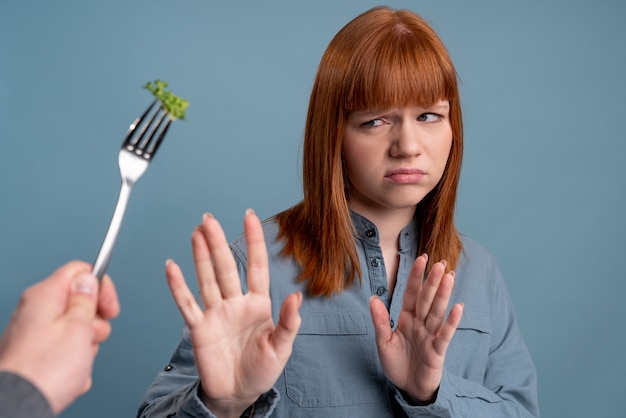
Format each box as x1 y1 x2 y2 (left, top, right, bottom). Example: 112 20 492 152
350 210 418 250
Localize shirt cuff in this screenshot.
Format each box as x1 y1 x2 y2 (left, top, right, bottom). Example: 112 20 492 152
186 380 280 418
393 371 453 418
0 371 55 418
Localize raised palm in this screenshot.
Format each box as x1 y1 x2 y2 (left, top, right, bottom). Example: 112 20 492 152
165 210 302 417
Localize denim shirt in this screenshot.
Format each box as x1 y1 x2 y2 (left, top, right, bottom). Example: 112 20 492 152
138 213 539 417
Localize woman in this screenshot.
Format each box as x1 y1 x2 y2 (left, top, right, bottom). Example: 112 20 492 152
138 6 539 417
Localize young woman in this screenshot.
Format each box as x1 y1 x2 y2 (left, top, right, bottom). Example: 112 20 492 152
138 6 539 417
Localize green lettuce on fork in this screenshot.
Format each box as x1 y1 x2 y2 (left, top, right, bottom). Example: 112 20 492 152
144 79 190 120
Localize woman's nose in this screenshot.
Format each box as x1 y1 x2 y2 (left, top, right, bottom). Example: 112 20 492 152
390 123 422 157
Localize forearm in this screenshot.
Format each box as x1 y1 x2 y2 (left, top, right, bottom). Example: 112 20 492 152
139 378 279 418
136 334 279 418
138 378 205 417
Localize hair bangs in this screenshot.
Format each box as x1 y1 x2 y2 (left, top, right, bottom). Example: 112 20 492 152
343 29 457 112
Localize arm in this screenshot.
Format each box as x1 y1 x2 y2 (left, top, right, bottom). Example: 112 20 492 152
137 325 280 418
382 252 539 417
370 254 464 405
139 210 301 418
0 261 120 416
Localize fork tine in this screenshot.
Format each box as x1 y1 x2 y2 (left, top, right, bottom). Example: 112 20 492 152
131 104 163 148
123 99 158 145
140 111 172 159
145 118 172 159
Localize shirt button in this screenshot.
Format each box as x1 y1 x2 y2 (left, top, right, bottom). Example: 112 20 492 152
371 258 380 267
365 229 376 238
376 286 386 296
390 319 395 328
163 364 174 372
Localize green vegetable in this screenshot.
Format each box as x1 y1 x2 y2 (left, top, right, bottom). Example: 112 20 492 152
143 79 189 120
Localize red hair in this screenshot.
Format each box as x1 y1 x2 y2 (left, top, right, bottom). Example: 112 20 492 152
276 6 463 296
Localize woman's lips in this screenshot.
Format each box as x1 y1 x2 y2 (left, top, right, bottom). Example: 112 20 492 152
385 168 426 183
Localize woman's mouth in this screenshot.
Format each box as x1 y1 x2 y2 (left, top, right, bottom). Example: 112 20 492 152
385 168 426 184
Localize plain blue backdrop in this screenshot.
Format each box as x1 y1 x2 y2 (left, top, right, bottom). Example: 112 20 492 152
1 1 624 417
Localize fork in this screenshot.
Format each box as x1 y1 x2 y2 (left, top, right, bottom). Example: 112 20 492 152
92 99 172 280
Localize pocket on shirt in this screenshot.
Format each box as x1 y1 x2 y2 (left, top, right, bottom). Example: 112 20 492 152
446 309 493 379
457 309 492 334
284 312 384 408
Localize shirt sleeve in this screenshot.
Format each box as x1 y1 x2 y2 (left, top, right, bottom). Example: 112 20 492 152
393 252 539 417
136 325 280 418
0 371 55 418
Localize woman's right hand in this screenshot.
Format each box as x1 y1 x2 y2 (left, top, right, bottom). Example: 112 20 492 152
165 209 302 418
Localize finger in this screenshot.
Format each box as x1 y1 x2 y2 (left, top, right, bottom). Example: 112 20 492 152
433 302 463 355
416 260 446 321
270 292 302 360
30 261 93 317
49 260 93 283
80 376 93 395
92 317 112 343
89 343 100 364
201 213 242 298
97 275 120 320
165 259 205 326
243 209 270 296
424 271 455 334
65 272 99 322
401 254 428 314
370 296 393 348
192 227 221 308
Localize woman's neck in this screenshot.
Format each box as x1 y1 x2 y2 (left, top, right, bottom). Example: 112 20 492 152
351 205 416 294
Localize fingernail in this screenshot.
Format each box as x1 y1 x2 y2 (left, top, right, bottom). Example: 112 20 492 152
245 208 255 216
441 259 447 267
421 253 428 263
203 212 213 221
449 270 456 277
165 259 174 267
72 272 98 296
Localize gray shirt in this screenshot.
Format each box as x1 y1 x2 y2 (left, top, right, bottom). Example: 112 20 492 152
0 371 55 418
138 213 539 417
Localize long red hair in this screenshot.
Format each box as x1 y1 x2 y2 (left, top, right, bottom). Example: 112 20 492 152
276 6 463 296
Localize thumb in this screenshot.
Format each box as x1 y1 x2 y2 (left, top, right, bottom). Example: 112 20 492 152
370 296 392 347
270 292 302 360
66 272 99 322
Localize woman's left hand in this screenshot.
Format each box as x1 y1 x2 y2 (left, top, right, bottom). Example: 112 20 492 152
370 254 463 404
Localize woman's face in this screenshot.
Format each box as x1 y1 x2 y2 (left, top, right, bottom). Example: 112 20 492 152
342 101 453 219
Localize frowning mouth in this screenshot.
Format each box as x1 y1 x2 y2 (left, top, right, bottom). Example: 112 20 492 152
385 168 426 184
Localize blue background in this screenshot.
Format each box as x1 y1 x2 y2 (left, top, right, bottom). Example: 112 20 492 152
1 1 624 417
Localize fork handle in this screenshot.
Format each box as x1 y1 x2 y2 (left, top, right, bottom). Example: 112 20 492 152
93 181 133 280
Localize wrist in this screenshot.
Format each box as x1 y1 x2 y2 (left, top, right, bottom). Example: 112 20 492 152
198 383 257 418
401 386 438 406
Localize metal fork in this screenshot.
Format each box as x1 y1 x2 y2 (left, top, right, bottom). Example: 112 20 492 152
92 100 172 279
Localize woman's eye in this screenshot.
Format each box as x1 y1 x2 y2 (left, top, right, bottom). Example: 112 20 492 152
361 119 384 128
417 113 441 122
